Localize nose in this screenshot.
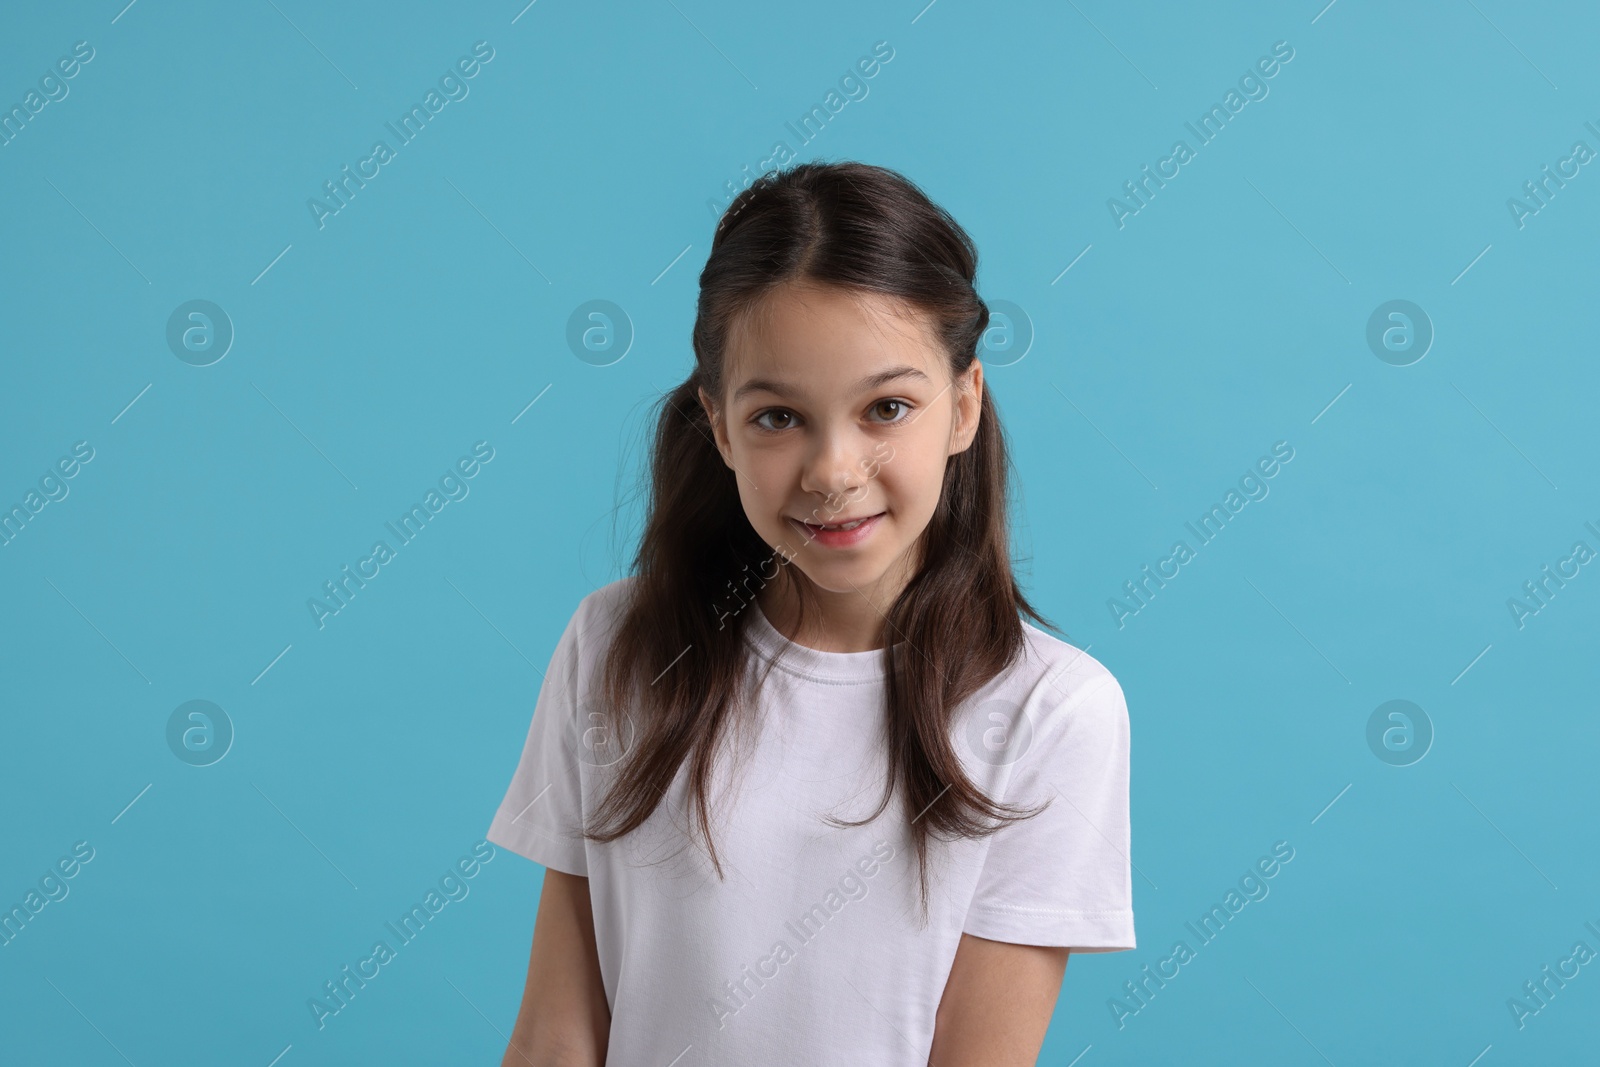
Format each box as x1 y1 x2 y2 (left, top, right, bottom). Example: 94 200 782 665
798 422 868 513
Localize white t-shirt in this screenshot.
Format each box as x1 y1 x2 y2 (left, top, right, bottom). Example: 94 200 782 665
486 576 1134 1065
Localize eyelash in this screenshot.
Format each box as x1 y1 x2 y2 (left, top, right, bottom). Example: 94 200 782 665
750 399 914 435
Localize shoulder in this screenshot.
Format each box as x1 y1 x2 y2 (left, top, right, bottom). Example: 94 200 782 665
955 620 1129 797
1017 621 1127 719
548 575 638 674
575 574 638 633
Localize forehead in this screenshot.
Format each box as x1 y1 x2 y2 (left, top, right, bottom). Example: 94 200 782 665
724 281 946 403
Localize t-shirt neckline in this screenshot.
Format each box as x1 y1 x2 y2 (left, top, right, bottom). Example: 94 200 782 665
743 598 896 685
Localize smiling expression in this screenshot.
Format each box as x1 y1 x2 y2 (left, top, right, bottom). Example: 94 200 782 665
699 280 982 603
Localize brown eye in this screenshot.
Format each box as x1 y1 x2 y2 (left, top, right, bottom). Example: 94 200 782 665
871 399 911 423
754 409 795 432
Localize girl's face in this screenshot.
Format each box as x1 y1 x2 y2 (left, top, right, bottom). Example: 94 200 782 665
699 280 982 606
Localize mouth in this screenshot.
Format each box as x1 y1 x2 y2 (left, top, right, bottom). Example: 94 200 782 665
788 511 885 547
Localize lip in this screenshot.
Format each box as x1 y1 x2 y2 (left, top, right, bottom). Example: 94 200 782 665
788 512 884 548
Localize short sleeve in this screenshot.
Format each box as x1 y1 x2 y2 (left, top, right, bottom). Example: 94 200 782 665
961 660 1135 951
485 601 590 877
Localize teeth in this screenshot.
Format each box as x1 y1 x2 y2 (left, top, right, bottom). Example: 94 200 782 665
821 518 866 531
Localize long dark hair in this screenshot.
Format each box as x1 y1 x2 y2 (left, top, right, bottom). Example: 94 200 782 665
585 160 1057 918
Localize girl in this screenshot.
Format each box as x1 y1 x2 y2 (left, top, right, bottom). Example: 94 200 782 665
486 161 1134 1066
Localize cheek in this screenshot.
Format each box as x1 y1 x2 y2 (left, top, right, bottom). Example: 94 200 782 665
876 473 928 524
735 480 775 530
878 464 939 524
883 436 946 493
725 433 770 474
739 443 799 495
731 453 795 533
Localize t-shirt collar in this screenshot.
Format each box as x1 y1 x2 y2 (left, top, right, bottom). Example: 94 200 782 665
742 599 896 685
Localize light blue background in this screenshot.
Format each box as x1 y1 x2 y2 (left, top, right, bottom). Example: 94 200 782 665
2 1 1597 1064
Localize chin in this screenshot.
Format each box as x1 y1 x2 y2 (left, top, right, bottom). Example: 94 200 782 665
793 558 890 591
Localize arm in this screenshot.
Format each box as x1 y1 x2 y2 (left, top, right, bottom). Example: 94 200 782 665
501 869 611 1067
928 933 1070 1066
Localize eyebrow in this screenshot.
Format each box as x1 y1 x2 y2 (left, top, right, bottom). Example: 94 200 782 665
731 364 933 403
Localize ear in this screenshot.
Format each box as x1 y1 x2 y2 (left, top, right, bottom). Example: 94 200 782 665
698 385 734 468
948 359 983 456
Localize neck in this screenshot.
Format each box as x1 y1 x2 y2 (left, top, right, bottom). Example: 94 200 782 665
755 554 916 653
